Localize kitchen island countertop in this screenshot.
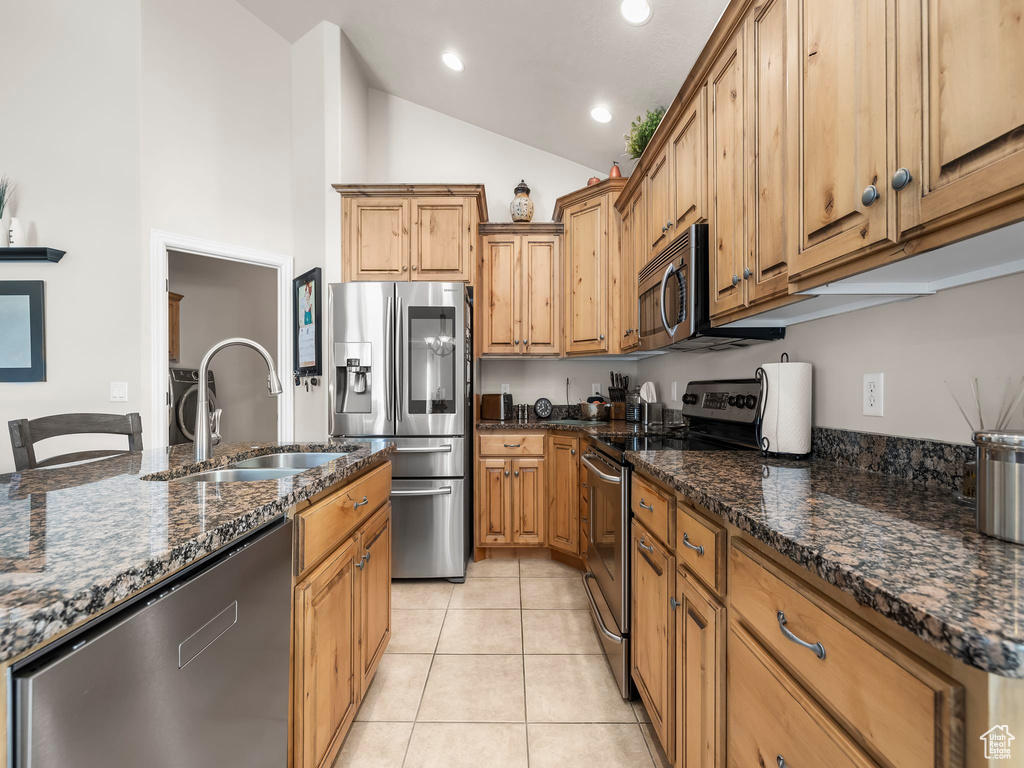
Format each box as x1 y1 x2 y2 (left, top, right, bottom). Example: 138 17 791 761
0 440 393 664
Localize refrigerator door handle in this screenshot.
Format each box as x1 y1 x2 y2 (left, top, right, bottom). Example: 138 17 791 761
396 296 403 422
385 295 394 423
391 486 453 497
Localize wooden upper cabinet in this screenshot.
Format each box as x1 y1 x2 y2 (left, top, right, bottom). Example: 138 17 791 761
895 0 1024 237
411 197 473 281
547 434 579 555
336 185 486 283
346 198 410 280
647 147 673 255
744 0 794 304
522 235 560 355
480 235 519 355
511 457 545 545
617 202 640 352
789 0 894 278
670 88 707 236
563 197 609 354
706 28 747 318
357 504 391 697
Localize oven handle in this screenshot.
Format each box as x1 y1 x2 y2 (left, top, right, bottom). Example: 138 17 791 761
660 262 680 336
582 572 623 644
390 487 452 497
581 453 621 484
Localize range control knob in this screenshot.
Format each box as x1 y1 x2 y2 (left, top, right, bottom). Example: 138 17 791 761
682 394 697 405
744 394 757 409
728 395 739 407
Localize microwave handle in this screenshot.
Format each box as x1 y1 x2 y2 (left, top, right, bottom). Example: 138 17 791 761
660 262 682 336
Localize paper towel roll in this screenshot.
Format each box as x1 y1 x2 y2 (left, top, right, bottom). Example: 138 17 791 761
758 361 812 456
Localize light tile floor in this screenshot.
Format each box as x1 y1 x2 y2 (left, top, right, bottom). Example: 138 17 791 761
335 556 670 768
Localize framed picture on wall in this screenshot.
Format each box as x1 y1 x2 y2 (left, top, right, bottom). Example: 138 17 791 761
0 281 45 382
292 267 322 378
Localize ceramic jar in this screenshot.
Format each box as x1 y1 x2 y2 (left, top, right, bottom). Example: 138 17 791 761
509 179 534 222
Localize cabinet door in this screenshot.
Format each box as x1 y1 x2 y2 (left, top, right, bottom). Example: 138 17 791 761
631 521 675 761
346 198 410 280
477 458 511 544
564 198 609 354
706 30 747 318
523 235 561 355
647 147 673 255
294 536 359 768
546 435 579 555
512 457 545 545
790 0 893 276
410 197 473 281
671 87 707 235
357 503 391 697
617 203 640 352
744 0 794 304
674 568 724 768
895 0 1024 236
480 235 520 355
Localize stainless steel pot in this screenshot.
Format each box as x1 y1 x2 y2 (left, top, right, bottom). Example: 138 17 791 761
580 402 609 421
974 430 1024 545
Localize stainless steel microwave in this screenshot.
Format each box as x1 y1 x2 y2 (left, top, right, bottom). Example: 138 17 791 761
637 223 784 352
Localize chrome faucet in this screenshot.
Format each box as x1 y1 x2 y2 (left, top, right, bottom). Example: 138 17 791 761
194 337 284 462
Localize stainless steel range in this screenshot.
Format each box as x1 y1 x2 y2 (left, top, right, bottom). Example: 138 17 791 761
329 282 473 582
582 378 764 699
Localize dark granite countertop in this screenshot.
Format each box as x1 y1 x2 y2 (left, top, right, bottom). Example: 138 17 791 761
0 439 393 664
476 419 678 437
627 450 1024 677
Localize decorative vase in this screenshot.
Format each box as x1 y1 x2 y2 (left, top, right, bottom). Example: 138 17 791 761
609 161 622 178
509 180 535 222
7 217 25 247
587 176 601 186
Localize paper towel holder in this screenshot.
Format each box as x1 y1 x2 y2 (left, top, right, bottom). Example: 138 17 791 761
755 353 813 459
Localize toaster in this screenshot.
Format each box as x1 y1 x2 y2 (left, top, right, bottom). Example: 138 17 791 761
480 393 514 421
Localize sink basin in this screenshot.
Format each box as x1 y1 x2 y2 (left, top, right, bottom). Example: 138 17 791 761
173 467 302 483
230 452 349 470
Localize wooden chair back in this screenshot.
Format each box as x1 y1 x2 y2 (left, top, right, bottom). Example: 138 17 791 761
8 412 144 471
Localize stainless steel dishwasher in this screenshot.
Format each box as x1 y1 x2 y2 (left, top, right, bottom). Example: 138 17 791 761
12 518 292 768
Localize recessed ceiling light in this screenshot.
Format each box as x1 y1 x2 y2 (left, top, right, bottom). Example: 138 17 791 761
591 105 613 123
620 0 652 25
441 51 464 72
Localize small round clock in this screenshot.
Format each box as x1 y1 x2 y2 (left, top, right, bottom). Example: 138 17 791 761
534 397 553 419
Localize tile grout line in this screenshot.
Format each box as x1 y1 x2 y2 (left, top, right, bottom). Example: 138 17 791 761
519 564 531 767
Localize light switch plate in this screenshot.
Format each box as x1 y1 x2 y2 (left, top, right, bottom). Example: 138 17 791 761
863 373 884 417
110 382 129 403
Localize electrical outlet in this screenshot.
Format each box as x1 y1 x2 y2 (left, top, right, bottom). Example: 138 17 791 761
501 383 510 395
863 373 884 417
592 383 601 396
110 382 128 403
671 382 678 401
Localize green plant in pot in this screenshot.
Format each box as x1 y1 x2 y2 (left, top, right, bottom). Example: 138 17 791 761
624 107 666 160
0 176 14 221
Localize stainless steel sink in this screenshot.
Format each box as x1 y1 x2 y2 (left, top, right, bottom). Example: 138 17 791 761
173 467 303 483
230 452 349 470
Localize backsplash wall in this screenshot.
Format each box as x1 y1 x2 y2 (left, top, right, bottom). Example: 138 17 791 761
636 271 1024 446
478 359 640 408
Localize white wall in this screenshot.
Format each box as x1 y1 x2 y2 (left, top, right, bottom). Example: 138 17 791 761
291 22 369 440
479 359 640 408
0 0 143 473
368 89 601 222
168 252 278 443
637 272 1024 445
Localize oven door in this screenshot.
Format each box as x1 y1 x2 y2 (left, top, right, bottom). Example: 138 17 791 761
638 250 689 351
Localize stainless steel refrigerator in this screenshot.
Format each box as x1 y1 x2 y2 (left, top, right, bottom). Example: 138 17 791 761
329 282 472 581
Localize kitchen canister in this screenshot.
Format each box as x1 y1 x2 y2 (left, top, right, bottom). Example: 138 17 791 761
973 430 1024 545
756 355 812 457
509 179 534 222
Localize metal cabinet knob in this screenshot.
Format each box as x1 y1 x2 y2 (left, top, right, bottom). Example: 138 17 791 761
515 338 520 345
411 264 417 270
661 224 668 233
599 334 605 340
777 757 788 768
862 184 880 206
504 470 510 477
892 167 913 191
570 449 576 455
743 267 752 279
514 469 520 477
669 597 681 610
731 274 740 286
402 265 407 271
667 220 674 229
524 339 529 345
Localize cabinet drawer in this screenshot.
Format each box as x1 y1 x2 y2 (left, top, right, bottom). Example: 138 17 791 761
730 544 960 768
631 474 673 546
675 502 723 594
479 433 545 456
729 626 879 768
297 462 392 576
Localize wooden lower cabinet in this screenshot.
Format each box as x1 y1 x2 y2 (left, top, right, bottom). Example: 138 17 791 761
357 503 392 697
547 434 580 555
293 535 359 768
631 521 675 761
511 457 545 545
477 458 512 544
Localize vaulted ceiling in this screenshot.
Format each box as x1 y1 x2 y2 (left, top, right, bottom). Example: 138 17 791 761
236 0 730 170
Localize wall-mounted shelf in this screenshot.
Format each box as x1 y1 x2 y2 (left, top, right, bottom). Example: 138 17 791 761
0 248 65 263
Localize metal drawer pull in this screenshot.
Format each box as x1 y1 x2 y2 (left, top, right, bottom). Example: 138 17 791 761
582 572 623 644
669 597 681 611
682 532 704 556
503 443 521 448
353 495 369 509
390 487 453 497
638 535 654 553
777 757 787 768
777 611 826 660
394 444 453 453
639 498 654 511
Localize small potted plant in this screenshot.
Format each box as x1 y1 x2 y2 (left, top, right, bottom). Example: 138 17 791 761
623 107 666 160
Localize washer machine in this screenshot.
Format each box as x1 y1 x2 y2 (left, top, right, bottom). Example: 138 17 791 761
169 367 217 445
